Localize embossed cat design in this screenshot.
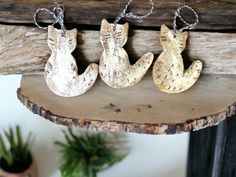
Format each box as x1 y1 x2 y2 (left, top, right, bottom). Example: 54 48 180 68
45 26 98 97
99 19 154 88
153 25 203 93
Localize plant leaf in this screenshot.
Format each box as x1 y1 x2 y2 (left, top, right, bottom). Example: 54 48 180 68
56 129 128 177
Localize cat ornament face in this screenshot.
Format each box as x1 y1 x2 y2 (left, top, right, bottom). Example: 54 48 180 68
45 26 98 97
99 19 154 89
152 25 203 93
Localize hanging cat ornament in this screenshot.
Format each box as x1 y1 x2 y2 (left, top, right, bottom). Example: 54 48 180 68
153 5 203 93
33 4 98 97
99 0 154 88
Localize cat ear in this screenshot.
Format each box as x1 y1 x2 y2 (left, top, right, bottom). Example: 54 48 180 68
67 28 77 52
123 22 129 34
101 19 111 33
176 31 188 51
100 19 112 48
48 25 56 34
122 22 129 46
47 25 56 50
160 25 170 35
159 25 171 46
114 22 129 47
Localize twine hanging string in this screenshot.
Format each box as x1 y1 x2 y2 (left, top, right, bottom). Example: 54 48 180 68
33 3 66 37
113 0 154 31
172 5 199 37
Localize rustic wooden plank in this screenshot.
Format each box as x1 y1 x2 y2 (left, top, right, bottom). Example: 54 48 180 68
0 24 236 75
17 73 236 134
0 0 235 30
221 116 236 177
187 125 218 177
187 114 236 177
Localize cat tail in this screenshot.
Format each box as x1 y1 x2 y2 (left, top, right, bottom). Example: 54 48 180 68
126 52 154 86
183 60 203 89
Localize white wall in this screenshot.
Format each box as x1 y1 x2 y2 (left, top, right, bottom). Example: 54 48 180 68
0 75 189 177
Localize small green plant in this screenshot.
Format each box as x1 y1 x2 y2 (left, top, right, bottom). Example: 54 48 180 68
0 125 32 173
55 128 128 177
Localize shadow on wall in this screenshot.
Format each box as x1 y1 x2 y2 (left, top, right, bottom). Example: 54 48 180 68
30 119 66 177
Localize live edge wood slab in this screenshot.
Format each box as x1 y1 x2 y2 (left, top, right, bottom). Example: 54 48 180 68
17 74 236 134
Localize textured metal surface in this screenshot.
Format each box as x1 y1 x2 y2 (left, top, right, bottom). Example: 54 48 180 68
45 26 98 97
153 25 203 93
99 19 154 88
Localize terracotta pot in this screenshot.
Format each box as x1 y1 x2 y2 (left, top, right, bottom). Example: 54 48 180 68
0 157 37 177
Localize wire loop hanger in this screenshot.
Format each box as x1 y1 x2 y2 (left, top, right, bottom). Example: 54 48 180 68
172 5 199 37
113 0 154 31
33 3 66 37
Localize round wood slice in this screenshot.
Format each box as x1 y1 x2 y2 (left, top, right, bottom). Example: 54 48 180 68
17 73 236 134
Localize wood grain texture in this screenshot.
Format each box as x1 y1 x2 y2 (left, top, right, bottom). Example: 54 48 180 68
45 26 98 97
99 19 153 88
0 0 235 30
220 117 236 177
153 25 203 93
187 115 236 177
17 73 236 134
0 24 236 75
187 123 220 177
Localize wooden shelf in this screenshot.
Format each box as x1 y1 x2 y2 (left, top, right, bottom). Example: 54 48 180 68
0 1 235 134
17 73 236 134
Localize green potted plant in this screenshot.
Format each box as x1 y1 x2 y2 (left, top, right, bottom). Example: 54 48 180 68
55 128 128 177
0 125 37 177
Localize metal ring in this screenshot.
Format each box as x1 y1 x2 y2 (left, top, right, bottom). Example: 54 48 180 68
177 5 199 30
33 8 57 30
124 0 154 20
113 0 154 31
173 5 199 36
53 4 66 36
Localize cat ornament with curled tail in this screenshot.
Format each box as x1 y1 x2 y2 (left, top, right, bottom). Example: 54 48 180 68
99 19 154 88
45 26 98 97
153 25 203 93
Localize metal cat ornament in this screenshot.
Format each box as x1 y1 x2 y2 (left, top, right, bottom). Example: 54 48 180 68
99 19 153 88
34 4 98 97
153 5 203 93
99 0 154 88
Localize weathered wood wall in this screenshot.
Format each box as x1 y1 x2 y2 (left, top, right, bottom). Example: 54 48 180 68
187 114 236 177
0 0 235 30
0 24 235 75
0 0 235 75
